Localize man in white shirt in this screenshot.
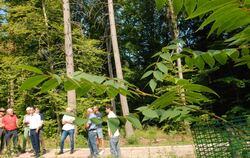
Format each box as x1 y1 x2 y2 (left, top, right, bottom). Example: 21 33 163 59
58 107 75 155
106 105 121 158
29 107 42 158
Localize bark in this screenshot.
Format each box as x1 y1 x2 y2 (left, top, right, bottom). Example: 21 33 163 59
107 0 134 136
167 0 185 104
62 0 76 110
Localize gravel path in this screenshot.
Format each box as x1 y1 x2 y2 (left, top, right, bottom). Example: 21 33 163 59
16 145 195 158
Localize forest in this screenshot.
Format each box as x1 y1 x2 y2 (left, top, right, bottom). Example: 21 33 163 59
0 0 250 140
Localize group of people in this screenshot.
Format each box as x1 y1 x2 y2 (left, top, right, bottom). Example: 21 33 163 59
0 107 45 158
59 105 121 158
0 105 120 158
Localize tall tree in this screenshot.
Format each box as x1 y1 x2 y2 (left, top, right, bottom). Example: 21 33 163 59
108 0 134 136
63 0 76 109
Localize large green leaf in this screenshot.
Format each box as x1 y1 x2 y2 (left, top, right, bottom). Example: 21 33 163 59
151 91 177 108
142 109 159 119
183 84 218 96
64 78 80 91
108 118 120 135
155 0 167 11
127 114 142 129
184 0 197 16
194 56 205 70
74 117 87 126
156 63 168 74
153 71 163 81
188 0 236 18
90 117 102 125
40 78 60 93
160 109 181 122
15 65 44 74
213 52 228 65
201 53 215 68
20 75 49 90
173 0 183 15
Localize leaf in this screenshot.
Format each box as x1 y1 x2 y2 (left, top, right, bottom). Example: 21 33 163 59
40 78 60 93
183 84 219 96
91 117 102 125
74 117 87 126
201 53 215 68
136 106 148 111
64 78 80 91
141 70 153 79
142 109 159 119
155 0 167 11
185 56 194 68
160 52 171 60
153 71 163 81
160 109 181 122
194 56 205 70
156 63 168 74
173 0 183 15
149 79 157 92
151 91 177 108
106 87 119 98
15 65 44 74
20 75 49 90
127 114 142 129
188 0 236 19
108 118 120 135
241 48 249 56
214 52 228 65
184 0 197 16
74 72 106 84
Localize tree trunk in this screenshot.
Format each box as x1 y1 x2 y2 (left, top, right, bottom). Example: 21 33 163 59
167 0 185 104
8 80 14 108
107 0 134 136
62 0 76 110
105 27 116 113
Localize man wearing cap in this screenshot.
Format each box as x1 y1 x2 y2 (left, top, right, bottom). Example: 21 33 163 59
22 107 31 153
0 108 5 153
2 108 19 153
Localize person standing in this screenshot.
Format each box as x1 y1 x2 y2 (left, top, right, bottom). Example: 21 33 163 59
29 107 42 158
35 107 46 154
86 108 98 158
106 105 121 158
22 107 31 153
58 107 75 155
0 108 5 153
93 106 104 155
2 108 19 153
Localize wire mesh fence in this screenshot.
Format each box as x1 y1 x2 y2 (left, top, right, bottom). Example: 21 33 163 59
191 116 250 158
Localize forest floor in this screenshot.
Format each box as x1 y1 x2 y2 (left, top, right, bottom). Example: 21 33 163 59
17 145 195 158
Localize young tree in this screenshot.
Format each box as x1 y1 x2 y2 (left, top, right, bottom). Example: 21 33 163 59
63 0 76 110
108 0 134 136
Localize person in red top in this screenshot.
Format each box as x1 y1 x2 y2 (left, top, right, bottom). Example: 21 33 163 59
2 108 18 152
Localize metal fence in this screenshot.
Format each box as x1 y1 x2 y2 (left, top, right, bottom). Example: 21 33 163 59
191 116 250 158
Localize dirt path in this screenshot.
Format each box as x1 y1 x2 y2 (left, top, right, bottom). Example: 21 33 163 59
16 145 195 158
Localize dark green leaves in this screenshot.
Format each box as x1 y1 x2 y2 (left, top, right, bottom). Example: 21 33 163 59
127 114 142 129
155 0 167 11
108 118 120 135
15 65 44 74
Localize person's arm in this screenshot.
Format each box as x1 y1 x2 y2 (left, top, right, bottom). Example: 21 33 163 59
36 115 42 133
15 116 19 128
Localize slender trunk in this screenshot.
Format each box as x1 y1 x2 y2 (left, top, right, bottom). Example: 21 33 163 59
107 0 134 136
42 0 48 27
105 28 116 113
62 0 76 109
167 0 185 104
8 80 14 108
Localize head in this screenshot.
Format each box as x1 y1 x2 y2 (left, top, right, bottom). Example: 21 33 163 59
93 106 99 113
105 105 113 113
0 108 5 116
6 108 14 116
87 108 93 115
66 107 73 113
29 107 35 114
35 107 40 114
26 107 31 114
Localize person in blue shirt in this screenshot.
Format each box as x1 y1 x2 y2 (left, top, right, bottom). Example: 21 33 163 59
93 106 104 155
86 108 98 158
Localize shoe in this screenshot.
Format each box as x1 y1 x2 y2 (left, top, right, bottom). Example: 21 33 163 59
98 150 104 155
42 149 46 154
57 151 63 155
70 150 74 154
